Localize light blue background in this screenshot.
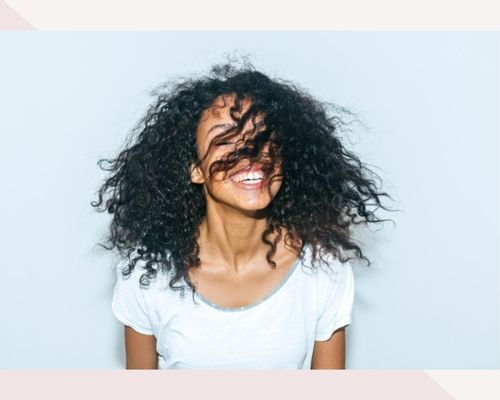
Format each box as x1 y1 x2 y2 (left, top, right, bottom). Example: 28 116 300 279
0 32 498 368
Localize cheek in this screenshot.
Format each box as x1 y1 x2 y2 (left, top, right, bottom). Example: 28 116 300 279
201 149 235 180
269 178 283 199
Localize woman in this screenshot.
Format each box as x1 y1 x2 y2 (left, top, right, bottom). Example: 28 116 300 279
93 61 391 369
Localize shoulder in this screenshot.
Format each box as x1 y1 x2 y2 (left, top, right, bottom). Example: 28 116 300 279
296 244 355 302
297 245 355 340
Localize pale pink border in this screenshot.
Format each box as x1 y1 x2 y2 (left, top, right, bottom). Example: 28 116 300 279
0 371 458 399
1 0 500 30
0 0 498 398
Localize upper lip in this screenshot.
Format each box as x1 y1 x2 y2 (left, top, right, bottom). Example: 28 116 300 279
229 163 265 178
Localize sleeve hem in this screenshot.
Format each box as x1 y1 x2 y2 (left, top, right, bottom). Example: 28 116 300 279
315 315 351 341
112 302 154 336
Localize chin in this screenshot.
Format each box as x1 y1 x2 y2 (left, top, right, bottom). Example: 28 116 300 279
236 199 273 213
204 179 281 214
232 185 280 211
213 193 276 216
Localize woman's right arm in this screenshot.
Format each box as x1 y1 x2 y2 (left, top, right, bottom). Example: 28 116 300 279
124 326 159 369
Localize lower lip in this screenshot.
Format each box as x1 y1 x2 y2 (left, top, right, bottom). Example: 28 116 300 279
230 177 270 190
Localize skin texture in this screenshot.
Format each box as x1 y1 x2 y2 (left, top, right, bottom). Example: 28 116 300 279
311 328 346 369
124 95 346 369
124 327 158 369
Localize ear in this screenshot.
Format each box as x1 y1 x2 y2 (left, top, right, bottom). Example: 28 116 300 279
190 163 205 184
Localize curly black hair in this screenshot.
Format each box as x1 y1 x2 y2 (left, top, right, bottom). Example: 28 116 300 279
92 60 394 294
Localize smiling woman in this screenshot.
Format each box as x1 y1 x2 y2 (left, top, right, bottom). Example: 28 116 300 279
92 60 392 369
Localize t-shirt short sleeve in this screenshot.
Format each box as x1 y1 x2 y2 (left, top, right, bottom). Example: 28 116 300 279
315 260 355 341
111 259 155 336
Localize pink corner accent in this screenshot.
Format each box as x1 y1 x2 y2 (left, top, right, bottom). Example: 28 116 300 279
0 0 34 30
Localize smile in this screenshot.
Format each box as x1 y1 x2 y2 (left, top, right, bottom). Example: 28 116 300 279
230 170 264 183
229 169 269 190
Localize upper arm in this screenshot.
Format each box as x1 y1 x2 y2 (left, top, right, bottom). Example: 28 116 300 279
112 259 160 369
124 326 159 369
311 326 346 369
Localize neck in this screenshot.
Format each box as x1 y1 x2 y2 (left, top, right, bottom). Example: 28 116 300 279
197 201 273 273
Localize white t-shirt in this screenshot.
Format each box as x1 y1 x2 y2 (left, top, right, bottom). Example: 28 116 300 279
111 244 355 369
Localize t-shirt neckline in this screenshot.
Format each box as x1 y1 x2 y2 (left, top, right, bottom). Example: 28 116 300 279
191 254 302 312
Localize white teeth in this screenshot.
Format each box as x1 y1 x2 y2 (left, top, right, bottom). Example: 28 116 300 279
231 171 264 183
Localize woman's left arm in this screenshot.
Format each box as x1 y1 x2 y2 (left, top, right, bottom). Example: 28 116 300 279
311 327 346 369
